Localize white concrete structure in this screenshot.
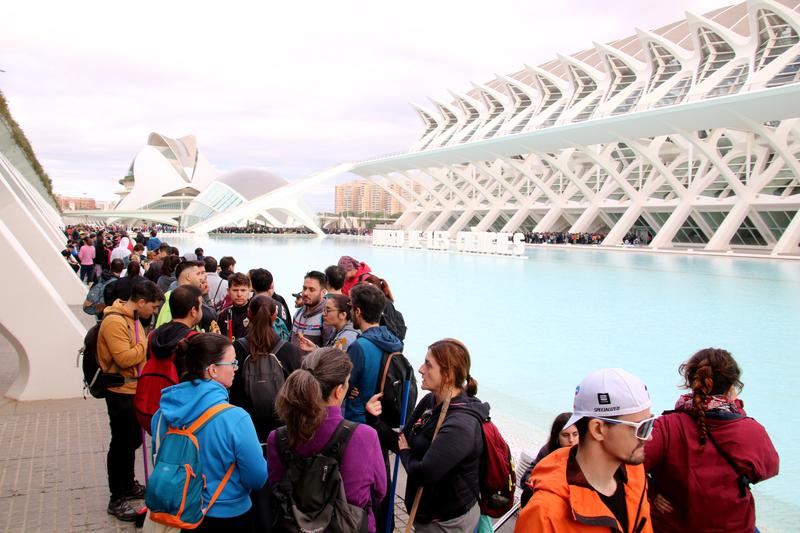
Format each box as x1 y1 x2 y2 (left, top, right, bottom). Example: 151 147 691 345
351 0 800 256
0 151 85 400
187 163 354 235
109 133 324 233
115 133 217 213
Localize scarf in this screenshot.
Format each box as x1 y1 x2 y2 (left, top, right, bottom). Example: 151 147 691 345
674 393 745 415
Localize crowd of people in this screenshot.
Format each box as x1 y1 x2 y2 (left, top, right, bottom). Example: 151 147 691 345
72 224 779 533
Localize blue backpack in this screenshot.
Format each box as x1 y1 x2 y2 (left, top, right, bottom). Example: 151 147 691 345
146 403 235 529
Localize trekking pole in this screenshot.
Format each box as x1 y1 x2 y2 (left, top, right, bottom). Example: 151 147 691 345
134 317 149 483
385 380 411 533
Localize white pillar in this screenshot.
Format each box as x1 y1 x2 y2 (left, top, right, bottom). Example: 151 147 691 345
0 219 86 400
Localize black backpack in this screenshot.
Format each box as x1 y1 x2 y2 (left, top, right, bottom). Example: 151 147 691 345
271 420 368 533
377 351 417 428
380 301 407 341
78 318 126 398
236 337 287 424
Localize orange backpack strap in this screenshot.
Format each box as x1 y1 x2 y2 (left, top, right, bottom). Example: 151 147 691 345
204 462 236 514
187 403 234 434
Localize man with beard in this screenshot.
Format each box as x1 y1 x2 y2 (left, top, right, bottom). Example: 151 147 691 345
290 270 333 350
515 368 654 533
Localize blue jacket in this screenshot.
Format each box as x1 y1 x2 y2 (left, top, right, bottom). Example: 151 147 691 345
151 379 267 518
344 326 403 423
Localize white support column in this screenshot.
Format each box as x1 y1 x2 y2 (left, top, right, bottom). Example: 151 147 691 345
772 209 800 255
447 209 478 236
0 159 86 306
603 205 644 245
534 206 566 232
0 219 85 400
704 201 751 251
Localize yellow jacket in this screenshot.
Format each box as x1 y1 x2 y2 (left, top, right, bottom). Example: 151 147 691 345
97 300 146 395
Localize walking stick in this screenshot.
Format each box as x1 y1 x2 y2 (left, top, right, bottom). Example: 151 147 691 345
134 317 149 483
385 380 412 533
404 388 453 533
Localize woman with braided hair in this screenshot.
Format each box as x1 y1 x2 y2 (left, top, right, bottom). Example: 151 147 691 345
644 348 779 533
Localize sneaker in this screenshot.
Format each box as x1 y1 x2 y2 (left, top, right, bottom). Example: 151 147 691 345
125 481 146 500
107 498 139 522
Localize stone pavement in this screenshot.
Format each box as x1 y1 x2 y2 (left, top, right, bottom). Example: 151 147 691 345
0 307 414 533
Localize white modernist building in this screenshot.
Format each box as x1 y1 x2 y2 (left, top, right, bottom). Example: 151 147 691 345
350 0 800 256
98 133 322 233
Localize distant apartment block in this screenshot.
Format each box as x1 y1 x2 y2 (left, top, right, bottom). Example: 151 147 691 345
335 179 423 215
55 195 97 211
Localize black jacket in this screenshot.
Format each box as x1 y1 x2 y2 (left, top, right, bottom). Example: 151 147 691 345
149 321 194 378
399 392 485 523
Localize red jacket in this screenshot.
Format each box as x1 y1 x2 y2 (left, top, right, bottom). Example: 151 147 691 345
644 410 779 533
341 262 372 296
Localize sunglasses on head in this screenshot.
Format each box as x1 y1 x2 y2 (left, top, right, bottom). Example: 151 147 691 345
594 415 657 440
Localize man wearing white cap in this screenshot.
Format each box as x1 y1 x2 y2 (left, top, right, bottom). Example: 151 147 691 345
515 368 655 533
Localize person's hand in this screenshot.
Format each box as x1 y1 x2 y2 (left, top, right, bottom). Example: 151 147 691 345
296 333 317 352
348 387 360 400
398 433 409 451
366 393 383 417
209 320 220 335
652 493 674 514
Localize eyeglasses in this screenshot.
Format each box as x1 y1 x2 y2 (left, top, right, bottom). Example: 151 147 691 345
594 415 657 441
208 361 239 370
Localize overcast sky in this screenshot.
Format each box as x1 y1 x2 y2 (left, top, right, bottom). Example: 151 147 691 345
3 0 733 211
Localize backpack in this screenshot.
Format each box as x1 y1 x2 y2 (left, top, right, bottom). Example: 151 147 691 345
271 420 369 533
236 337 287 425
460 410 516 518
78 313 129 398
146 403 236 529
376 351 418 428
380 301 407 341
134 330 199 434
82 277 116 316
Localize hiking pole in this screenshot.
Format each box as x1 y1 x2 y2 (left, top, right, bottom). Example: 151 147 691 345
134 316 150 483
385 379 412 533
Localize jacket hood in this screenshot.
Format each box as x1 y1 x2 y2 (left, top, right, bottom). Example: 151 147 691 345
159 379 229 427
104 299 135 320
100 270 117 282
360 325 403 353
337 322 358 336
448 393 491 421
529 446 572 501
151 322 193 359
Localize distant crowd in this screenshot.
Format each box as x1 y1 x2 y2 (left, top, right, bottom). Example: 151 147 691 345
66 224 778 533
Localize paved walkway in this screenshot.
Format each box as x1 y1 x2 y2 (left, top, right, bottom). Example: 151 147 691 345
0 308 412 532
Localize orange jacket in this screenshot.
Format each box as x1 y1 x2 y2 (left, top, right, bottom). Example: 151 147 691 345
97 300 146 394
515 446 653 533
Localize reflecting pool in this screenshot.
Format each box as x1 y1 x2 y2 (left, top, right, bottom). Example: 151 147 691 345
169 234 799 531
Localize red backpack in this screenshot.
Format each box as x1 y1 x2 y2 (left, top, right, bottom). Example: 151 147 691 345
134 330 198 434
458 409 516 518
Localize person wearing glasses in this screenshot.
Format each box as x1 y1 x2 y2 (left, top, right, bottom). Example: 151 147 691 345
644 348 779 533
296 293 359 352
515 368 655 533
152 333 267 531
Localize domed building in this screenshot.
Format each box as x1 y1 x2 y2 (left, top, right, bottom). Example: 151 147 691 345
111 133 321 233
183 168 311 228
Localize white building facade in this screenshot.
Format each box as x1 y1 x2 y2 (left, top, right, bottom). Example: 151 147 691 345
351 0 800 256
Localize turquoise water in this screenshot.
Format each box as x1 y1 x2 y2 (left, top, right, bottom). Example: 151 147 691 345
170 234 798 530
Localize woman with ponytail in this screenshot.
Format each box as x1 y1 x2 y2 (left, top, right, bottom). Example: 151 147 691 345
229 295 304 441
266 348 386 532
644 348 779 533
394 338 486 532
362 275 407 341
151 333 267 531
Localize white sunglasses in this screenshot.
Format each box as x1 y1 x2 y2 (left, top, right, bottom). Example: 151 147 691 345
594 415 657 440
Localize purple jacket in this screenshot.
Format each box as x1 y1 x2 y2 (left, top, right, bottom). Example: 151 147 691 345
267 406 387 531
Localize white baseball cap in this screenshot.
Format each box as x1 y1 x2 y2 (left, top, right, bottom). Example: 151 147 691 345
564 368 651 429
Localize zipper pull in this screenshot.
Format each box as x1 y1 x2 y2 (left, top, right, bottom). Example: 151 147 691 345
322 465 328 482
